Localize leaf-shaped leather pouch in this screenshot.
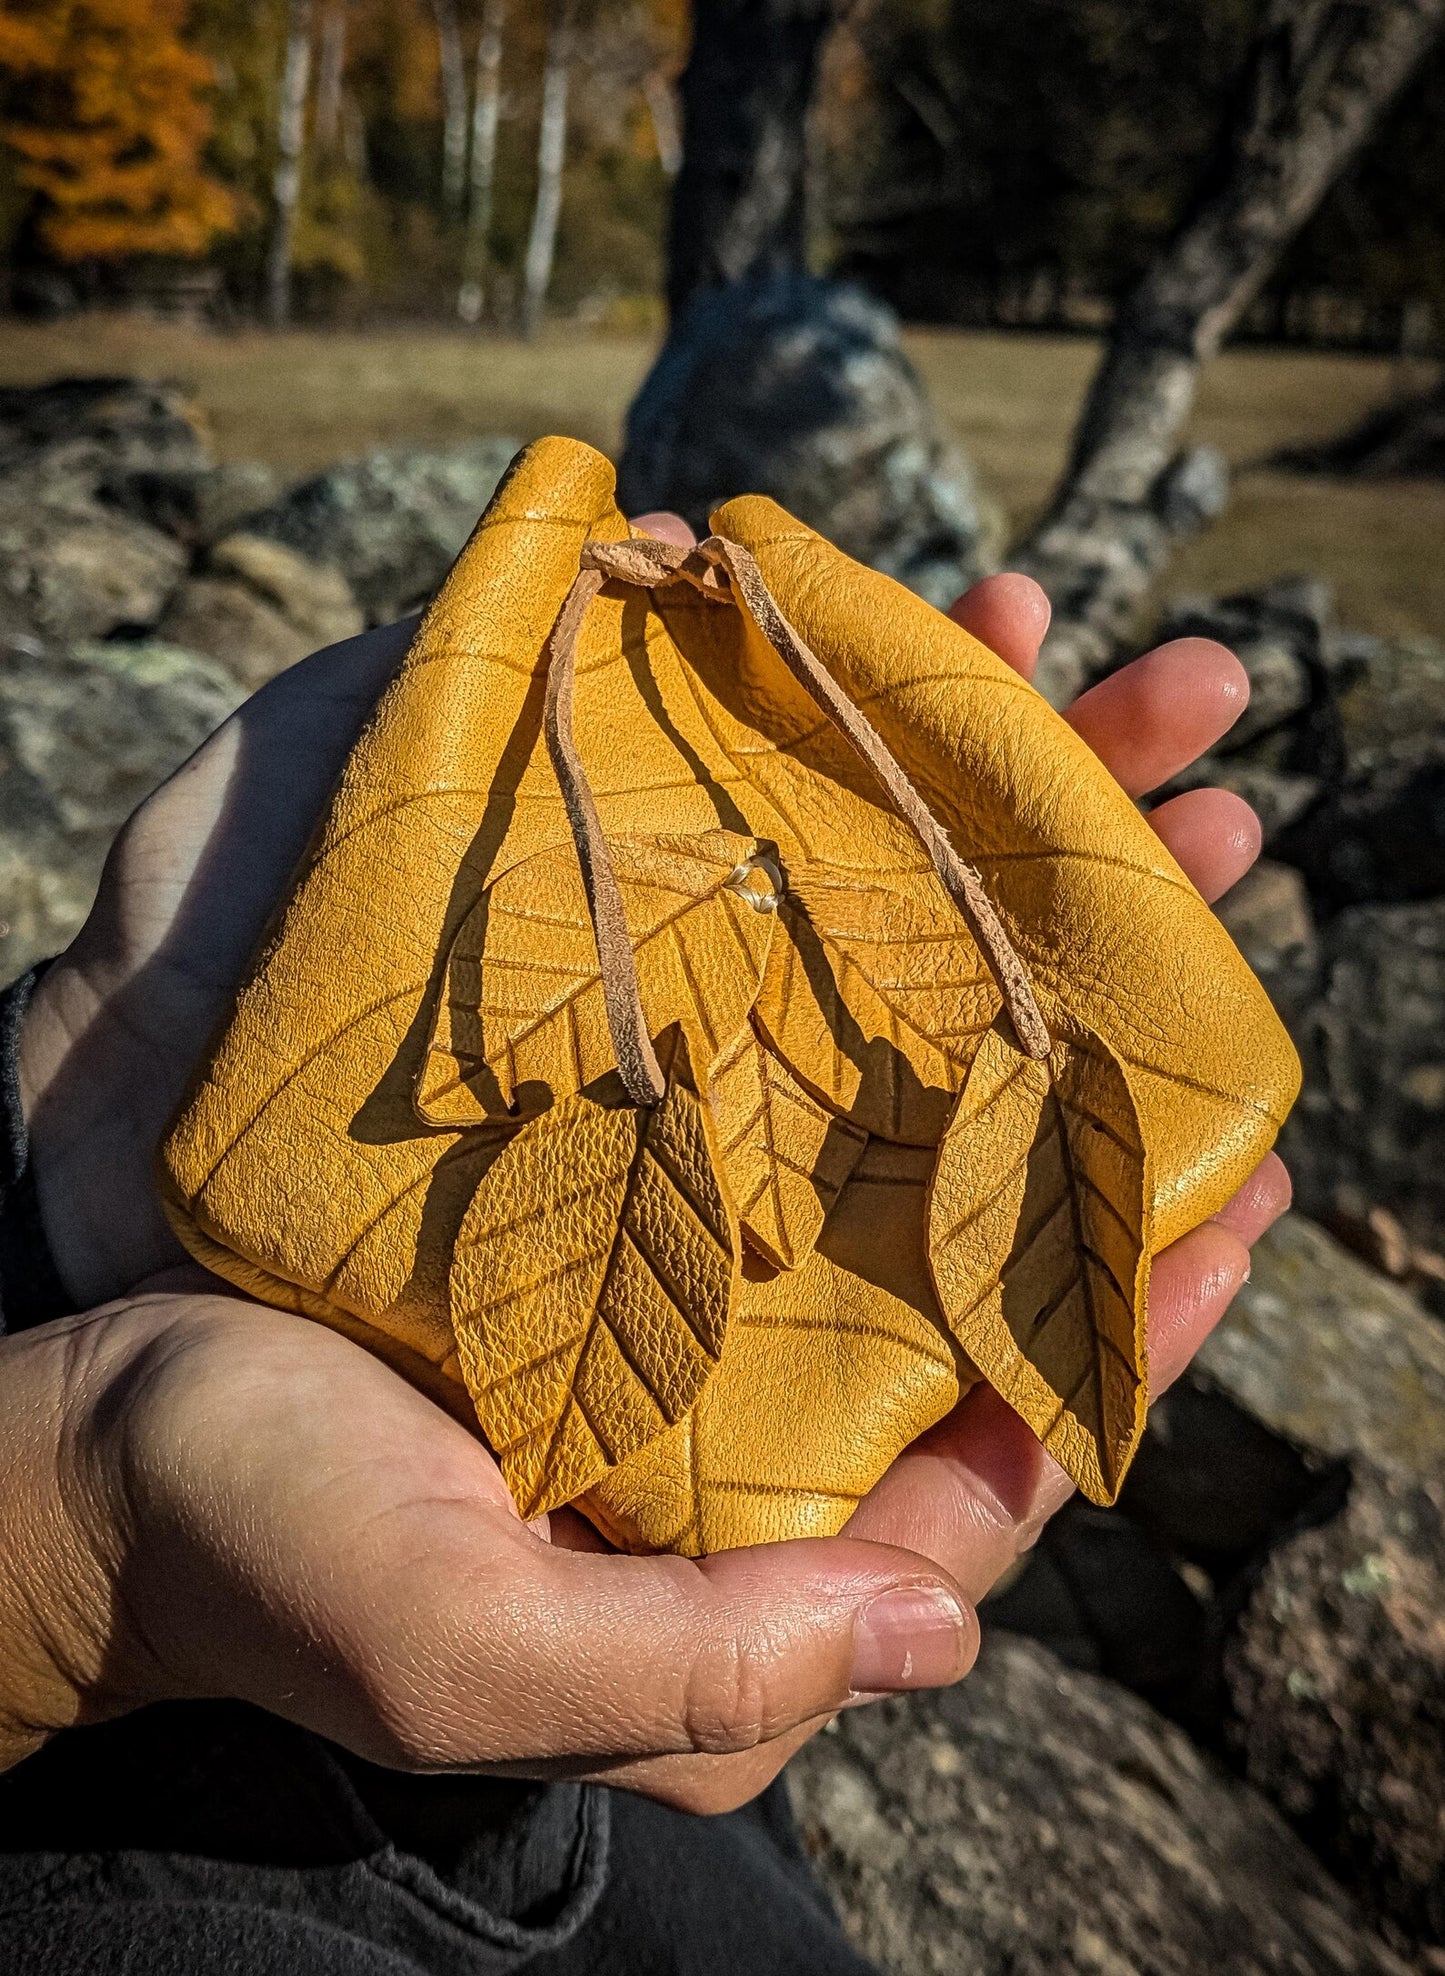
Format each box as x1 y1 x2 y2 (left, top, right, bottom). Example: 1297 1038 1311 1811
160 436 1300 1555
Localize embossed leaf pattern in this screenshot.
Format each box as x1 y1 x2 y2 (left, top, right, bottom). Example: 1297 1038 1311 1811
450 1037 737 1518
708 1023 867 1270
753 860 1000 1146
159 438 1299 1556
586 1137 961 1557
418 830 777 1125
927 1024 1151 1504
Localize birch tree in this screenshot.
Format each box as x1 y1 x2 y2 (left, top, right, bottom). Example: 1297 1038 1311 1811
1017 0 1445 698
314 0 349 154
265 0 315 328
459 0 507 322
521 0 578 337
431 0 469 214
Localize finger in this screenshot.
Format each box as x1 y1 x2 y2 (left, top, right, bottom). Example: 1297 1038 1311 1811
946 573 1051 682
629 511 697 548
334 1528 976 1776
1145 787 1262 902
1210 1150 1291 1244
1064 639 1250 797
845 1157 1288 1603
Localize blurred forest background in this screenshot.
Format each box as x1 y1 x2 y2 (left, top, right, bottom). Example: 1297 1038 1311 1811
0 0 1441 644
0 0 1441 342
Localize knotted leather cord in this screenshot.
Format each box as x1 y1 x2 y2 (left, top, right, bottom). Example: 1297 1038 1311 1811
542 533 1051 1108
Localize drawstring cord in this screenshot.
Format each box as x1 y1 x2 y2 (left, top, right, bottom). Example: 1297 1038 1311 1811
542 534 1051 1108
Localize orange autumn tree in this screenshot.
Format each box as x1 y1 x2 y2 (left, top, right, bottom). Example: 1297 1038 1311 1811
0 0 236 262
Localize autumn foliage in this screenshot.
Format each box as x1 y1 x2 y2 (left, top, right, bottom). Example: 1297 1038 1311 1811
0 0 236 261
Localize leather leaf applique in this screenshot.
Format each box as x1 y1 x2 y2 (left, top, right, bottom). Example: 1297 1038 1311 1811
753 859 1001 1147
418 830 780 1125
708 1024 868 1270
450 1034 737 1518
927 1023 1151 1504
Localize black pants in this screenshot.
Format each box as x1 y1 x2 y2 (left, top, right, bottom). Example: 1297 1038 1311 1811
0 1702 878 1974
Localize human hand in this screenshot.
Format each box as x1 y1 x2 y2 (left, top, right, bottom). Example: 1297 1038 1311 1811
0 1281 976 1793
8 524 1289 1815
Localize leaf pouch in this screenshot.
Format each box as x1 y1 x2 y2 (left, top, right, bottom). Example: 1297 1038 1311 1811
160 435 1300 1555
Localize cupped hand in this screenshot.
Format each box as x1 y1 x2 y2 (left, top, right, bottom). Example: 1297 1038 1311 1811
9 528 1289 1813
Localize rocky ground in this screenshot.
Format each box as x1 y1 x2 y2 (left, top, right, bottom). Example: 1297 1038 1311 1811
2 377 1441 1972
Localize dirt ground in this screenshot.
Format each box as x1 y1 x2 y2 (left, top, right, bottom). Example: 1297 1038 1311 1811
1 314 1440 640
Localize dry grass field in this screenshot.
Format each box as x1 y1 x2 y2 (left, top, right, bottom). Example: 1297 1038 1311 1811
1 314 1441 640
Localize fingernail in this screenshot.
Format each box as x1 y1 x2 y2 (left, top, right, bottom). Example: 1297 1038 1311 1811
850 1587 969 1696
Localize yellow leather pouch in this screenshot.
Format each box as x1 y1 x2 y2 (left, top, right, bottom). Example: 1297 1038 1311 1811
160 436 1300 1555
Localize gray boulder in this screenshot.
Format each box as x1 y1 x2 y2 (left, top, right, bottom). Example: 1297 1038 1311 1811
988 1215 1445 1955
0 378 208 646
1223 1458 1445 1949
99 459 283 550
245 439 521 624
0 502 186 645
160 533 364 689
0 377 210 495
1274 635 1445 909
1281 898 1445 1259
619 275 1001 610
1193 1214 1445 1482
788 1632 1410 1976
0 638 244 981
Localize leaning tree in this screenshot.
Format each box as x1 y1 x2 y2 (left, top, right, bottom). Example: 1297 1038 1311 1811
644 0 1445 701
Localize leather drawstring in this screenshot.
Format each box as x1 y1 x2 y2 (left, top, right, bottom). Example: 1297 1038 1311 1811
542 534 1051 1108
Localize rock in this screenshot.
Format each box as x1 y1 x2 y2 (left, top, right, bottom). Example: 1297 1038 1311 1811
1275 737 1445 909
160 534 364 689
1281 900 1445 1262
99 460 282 549
1215 859 1320 1027
0 638 244 981
1187 1214 1445 1490
0 501 187 645
1217 858 1315 962
1168 757 1321 844
1270 636 1445 909
788 1632 1411 1976
246 438 520 624
0 379 206 645
989 1214 1445 1950
0 378 210 495
1331 634 1445 763
1222 1459 1445 1950
618 274 1001 611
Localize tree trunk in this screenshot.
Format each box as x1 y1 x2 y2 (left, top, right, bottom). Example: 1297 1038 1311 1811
1018 0 1445 702
432 0 469 214
643 70 682 178
521 0 576 339
459 0 506 323
265 0 315 329
666 0 838 322
315 0 349 154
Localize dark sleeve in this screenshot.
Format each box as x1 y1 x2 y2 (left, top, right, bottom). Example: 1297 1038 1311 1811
0 966 75 1336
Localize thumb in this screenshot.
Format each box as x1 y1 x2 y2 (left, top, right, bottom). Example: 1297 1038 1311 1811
340 1521 978 1773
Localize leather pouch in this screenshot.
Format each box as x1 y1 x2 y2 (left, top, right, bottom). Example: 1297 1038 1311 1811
160 437 1300 1555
